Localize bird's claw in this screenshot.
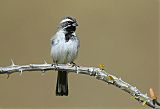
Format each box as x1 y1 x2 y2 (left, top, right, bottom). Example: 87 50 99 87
51 63 59 70
69 62 80 74
70 62 79 67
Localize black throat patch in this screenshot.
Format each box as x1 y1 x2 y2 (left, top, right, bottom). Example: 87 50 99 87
65 33 74 42
65 26 76 42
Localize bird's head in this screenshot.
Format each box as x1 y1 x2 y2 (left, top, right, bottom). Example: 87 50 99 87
58 16 78 33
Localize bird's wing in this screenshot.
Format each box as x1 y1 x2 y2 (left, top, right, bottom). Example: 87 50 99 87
51 34 59 46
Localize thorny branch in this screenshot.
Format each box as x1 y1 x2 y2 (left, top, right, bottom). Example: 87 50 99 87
0 60 159 109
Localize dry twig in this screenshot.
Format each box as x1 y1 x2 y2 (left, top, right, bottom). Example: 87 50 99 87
0 60 159 109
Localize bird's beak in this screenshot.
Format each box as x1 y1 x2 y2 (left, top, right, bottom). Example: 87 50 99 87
72 22 78 26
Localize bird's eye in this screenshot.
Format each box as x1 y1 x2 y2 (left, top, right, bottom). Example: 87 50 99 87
67 21 72 24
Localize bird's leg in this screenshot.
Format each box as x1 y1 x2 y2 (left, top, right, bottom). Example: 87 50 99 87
70 62 78 67
70 62 80 74
67 62 77 67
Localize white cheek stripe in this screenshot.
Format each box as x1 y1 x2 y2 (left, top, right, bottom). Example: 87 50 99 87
60 19 72 23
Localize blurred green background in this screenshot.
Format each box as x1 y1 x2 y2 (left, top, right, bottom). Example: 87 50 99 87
0 0 159 109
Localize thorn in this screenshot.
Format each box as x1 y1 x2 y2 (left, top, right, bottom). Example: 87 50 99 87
76 66 79 74
89 72 93 76
7 73 10 79
42 59 47 64
11 59 16 66
41 70 45 76
19 69 23 76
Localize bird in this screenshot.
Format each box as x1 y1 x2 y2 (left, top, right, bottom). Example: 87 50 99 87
51 16 79 96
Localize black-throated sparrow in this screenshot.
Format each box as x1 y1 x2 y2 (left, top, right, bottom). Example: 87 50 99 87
51 16 79 96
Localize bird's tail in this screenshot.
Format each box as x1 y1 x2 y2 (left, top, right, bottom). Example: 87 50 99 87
56 71 68 96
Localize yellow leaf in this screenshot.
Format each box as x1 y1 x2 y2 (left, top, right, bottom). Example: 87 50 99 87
108 75 114 81
99 64 105 70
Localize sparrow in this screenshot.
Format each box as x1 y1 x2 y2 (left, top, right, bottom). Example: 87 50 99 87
51 16 79 96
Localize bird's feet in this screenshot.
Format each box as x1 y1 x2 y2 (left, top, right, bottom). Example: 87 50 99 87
70 62 79 67
69 62 80 74
51 63 59 70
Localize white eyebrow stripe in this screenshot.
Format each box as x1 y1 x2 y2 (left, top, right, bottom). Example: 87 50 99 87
60 19 73 23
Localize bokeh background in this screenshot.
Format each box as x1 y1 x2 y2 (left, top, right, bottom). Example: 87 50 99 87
0 0 159 109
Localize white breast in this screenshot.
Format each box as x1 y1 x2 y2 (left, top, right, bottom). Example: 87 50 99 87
51 31 79 64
